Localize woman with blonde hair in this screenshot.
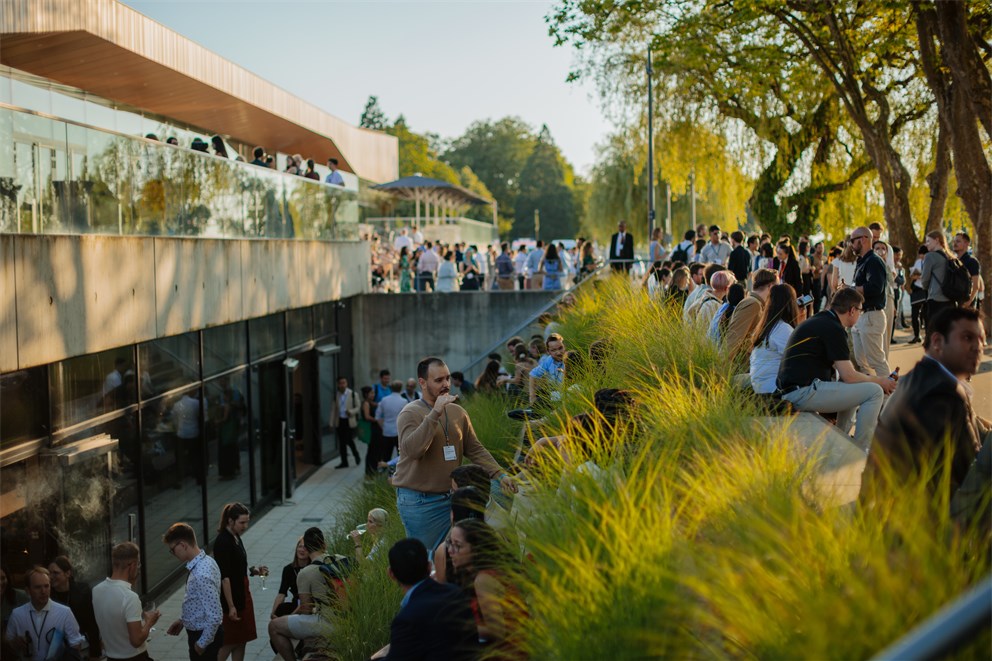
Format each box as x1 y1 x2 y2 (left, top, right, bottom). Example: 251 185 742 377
349 508 389 562
920 230 957 328
829 237 857 298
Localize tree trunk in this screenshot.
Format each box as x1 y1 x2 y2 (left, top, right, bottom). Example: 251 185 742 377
924 118 950 237
935 0 992 140
925 0 992 335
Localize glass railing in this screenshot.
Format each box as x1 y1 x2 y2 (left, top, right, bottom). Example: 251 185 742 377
0 105 360 240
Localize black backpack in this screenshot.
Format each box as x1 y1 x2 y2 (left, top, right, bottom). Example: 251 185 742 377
671 241 691 264
936 252 972 303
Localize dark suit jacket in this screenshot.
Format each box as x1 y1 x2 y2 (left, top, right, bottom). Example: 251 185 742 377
865 356 982 496
384 579 478 661
609 232 634 269
728 245 751 283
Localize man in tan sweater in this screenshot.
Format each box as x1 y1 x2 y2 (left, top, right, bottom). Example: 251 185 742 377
393 357 516 553
725 268 778 361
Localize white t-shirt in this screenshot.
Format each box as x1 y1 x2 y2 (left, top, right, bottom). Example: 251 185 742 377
92 578 145 658
750 320 793 394
393 234 412 252
833 259 856 289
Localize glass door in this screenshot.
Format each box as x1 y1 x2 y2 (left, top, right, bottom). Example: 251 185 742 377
316 345 341 463
251 360 285 506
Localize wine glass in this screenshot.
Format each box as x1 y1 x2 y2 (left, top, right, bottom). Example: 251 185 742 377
143 600 157 631
259 566 269 590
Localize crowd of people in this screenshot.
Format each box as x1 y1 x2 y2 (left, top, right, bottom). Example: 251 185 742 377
2 214 985 661
366 228 602 294
143 133 346 188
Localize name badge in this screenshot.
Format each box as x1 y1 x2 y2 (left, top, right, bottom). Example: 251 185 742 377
443 445 457 462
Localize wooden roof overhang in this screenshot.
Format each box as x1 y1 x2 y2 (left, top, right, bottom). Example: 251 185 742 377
0 0 397 183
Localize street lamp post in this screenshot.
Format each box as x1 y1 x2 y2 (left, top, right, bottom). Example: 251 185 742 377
647 47 655 240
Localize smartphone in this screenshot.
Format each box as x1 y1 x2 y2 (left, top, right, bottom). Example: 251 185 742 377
797 294 814 306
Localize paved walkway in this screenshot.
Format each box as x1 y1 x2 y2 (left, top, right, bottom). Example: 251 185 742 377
146 463 365 661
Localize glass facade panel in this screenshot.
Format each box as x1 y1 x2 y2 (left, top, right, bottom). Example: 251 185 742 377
139 332 200 399
47 421 138 587
50 347 136 431
203 322 247 377
204 371 250 545
0 104 360 239
249 314 284 361
286 307 312 348
139 387 205 590
0 365 49 448
313 302 337 340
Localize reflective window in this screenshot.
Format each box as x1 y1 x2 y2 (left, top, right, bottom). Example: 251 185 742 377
50 347 136 431
139 332 200 399
0 365 49 447
204 371 250 544
139 387 204 590
287 308 312 348
314 302 337 340
249 314 284 361
203 322 247 377
47 421 137 586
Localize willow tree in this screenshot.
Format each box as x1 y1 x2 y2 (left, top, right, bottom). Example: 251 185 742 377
549 0 872 239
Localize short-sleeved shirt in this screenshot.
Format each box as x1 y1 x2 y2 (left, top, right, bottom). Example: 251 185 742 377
92 578 144 658
777 310 850 390
960 252 980 277
530 354 564 384
296 563 332 612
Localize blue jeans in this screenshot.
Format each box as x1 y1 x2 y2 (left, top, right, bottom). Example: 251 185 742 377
782 379 884 451
396 487 451 553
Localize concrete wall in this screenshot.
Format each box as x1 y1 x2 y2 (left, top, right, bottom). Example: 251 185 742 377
350 291 558 387
1 235 369 372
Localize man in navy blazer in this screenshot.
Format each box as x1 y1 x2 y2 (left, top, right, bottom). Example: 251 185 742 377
372 539 478 661
609 221 635 272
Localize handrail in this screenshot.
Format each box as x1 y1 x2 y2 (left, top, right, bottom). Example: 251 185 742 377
458 262 610 377
871 576 992 660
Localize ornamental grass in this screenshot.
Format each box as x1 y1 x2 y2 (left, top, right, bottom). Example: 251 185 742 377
321 274 990 660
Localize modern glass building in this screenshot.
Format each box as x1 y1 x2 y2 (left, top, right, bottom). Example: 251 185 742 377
0 0 397 597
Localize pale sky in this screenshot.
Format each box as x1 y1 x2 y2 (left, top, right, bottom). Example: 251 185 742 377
122 0 608 175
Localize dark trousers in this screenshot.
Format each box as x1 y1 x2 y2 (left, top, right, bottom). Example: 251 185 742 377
911 298 926 339
186 627 223 661
812 278 823 313
610 261 631 273
364 425 388 476
337 419 360 466
416 272 434 291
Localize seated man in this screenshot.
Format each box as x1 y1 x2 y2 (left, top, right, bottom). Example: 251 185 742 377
863 307 988 506
776 287 896 451
372 538 477 660
268 528 332 661
529 333 566 404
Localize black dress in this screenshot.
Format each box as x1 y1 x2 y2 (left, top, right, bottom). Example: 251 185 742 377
213 528 257 644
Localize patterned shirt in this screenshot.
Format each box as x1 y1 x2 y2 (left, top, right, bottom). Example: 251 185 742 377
181 550 223 649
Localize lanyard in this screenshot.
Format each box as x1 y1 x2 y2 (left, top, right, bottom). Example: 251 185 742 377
419 400 451 444
30 609 50 646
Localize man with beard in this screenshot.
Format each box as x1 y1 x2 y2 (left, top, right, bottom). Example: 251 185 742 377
849 226 891 377
392 357 517 553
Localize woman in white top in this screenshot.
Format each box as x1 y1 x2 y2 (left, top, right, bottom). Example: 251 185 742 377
435 250 459 292
828 237 857 298
750 283 801 394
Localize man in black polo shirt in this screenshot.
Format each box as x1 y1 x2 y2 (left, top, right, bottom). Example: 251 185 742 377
778 287 897 451
850 226 891 377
